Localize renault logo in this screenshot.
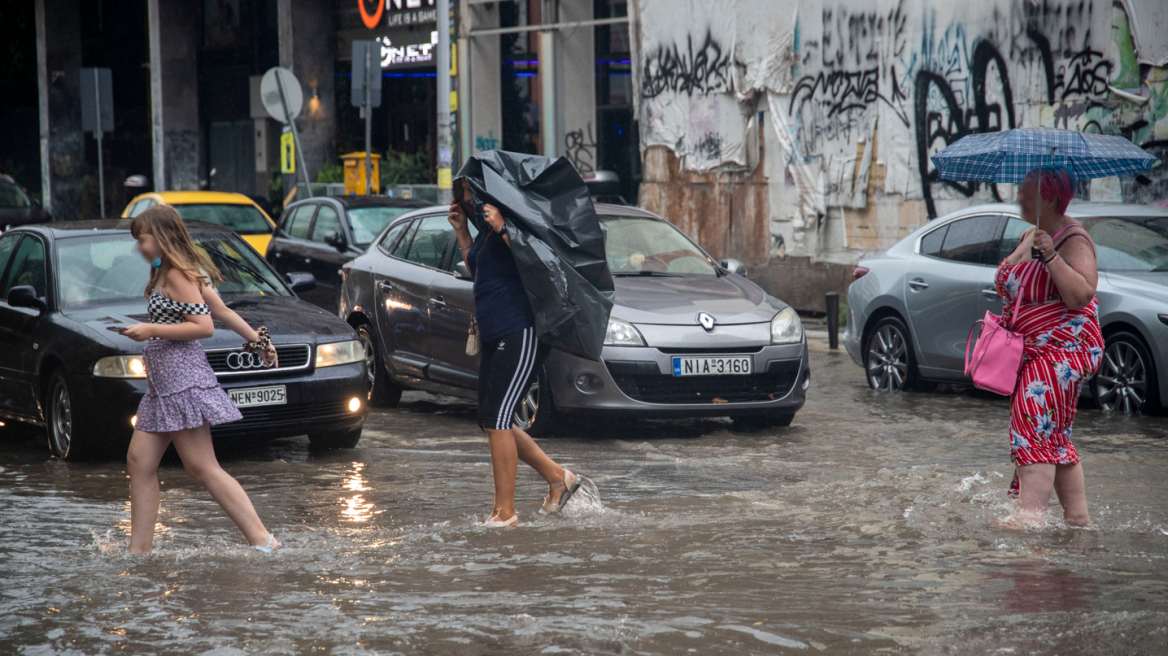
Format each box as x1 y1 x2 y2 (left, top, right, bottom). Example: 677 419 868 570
226 351 272 370
697 312 716 331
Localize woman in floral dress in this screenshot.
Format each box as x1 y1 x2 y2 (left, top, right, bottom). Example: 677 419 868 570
995 166 1103 527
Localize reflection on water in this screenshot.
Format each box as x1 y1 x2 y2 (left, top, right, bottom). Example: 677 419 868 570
0 334 1165 654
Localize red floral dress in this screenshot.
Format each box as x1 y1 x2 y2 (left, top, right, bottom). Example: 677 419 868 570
994 252 1103 495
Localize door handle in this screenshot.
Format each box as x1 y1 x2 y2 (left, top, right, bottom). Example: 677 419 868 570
981 288 999 298
377 281 394 292
429 297 446 307
908 279 929 290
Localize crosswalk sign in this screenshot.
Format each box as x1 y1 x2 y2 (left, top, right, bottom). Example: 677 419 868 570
281 129 295 174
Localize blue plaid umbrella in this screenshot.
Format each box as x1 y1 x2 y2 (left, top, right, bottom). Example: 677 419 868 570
931 126 1158 183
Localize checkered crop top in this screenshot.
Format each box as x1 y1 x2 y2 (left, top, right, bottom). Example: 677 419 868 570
148 288 211 324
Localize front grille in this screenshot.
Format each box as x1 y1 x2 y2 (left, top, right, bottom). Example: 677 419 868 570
211 398 355 438
656 345 765 354
607 358 800 404
205 344 311 376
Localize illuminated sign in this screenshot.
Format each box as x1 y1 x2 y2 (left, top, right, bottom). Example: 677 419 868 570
385 0 435 27
358 0 382 29
379 31 437 68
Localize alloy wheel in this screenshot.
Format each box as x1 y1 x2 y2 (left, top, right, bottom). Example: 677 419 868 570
50 382 73 457
867 324 909 392
1093 340 1147 414
357 330 376 386
513 382 539 430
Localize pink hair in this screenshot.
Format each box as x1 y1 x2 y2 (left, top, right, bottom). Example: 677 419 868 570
1024 165 1077 215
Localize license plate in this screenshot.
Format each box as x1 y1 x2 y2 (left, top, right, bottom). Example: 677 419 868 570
672 356 753 376
228 385 287 408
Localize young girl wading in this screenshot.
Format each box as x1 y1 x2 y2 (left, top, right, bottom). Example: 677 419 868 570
123 206 280 554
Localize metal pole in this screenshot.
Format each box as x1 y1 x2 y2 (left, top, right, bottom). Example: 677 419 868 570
275 68 312 198
93 68 106 218
365 44 373 196
436 0 453 204
826 292 840 350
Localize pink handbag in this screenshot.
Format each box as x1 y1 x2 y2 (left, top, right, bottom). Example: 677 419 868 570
964 267 1031 396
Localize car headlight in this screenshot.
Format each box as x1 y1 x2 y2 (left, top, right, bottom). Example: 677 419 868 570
604 317 645 346
770 307 803 344
316 340 364 367
94 355 147 378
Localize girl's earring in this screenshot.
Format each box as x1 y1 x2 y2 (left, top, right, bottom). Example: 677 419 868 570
152 257 162 269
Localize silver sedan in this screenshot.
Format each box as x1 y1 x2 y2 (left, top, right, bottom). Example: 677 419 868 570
340 204 809 433
844 202 1168 414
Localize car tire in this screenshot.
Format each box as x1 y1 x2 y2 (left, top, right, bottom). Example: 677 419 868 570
308 426 363 449
357 323 402 408
45 369 95 460
1092 331 1159 414
864 316 919 392
516 367 558 437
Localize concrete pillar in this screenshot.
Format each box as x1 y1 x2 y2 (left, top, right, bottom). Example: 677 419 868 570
147 0 200 191
555 0 597 172
278 0 337 197
35 0 84 219
467 3 502 155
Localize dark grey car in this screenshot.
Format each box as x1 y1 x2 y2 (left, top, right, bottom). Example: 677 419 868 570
0 176 51 230
340 204 809 432
267 196 428 311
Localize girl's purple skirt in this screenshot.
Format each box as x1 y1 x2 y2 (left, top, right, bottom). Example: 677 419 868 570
135 339 241 433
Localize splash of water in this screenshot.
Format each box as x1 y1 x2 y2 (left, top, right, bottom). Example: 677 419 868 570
561 476 605 516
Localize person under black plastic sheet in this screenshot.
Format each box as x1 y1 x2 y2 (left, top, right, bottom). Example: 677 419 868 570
454 150 614 362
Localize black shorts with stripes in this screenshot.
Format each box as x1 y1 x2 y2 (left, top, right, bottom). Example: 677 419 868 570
477 326 551 431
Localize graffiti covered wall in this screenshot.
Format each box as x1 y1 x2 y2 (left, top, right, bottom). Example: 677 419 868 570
635 0 1168 272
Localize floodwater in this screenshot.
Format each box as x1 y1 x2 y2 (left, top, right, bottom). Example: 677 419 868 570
1 329 1166 655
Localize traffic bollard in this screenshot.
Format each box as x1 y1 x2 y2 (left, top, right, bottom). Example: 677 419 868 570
826 292 839 350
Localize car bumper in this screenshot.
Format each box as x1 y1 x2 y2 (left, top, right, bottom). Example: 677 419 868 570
68 361 368 447
545 340 809 418
843 284 865 367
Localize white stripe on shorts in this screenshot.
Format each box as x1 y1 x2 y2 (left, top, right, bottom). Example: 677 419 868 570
495 326 536 430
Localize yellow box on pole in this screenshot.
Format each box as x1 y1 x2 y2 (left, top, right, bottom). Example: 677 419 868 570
280 130 295 174
341 152 381 195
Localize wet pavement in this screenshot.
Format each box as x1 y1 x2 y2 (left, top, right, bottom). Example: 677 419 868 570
1 328 1167 655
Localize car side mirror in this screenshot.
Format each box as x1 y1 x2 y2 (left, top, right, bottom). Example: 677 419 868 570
454 261 472 280
721 258 748 276
285 271 317 293
7 285 46 314
324 230 347 252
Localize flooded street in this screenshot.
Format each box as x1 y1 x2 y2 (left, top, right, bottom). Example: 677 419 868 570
2 328 1166 655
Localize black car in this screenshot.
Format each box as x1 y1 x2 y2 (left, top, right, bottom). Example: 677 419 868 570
0 220 369 460
0 176 52 230
267 196 429 312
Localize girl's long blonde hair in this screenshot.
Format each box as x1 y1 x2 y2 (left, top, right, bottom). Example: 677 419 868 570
130 204 223 297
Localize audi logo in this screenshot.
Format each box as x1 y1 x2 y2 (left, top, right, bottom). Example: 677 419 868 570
226 351 274 370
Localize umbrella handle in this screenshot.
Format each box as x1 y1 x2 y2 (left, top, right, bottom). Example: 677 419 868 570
1031 213 1043 260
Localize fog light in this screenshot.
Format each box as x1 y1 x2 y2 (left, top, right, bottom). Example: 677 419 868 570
348 397 362 413
131 415 138 427
574 373 603 393
801 372 810 390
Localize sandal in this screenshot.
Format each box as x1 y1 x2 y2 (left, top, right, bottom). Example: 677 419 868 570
482 513 519 527
541 470 582 515
249 533 280 554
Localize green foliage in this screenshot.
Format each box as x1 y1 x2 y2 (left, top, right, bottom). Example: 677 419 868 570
380 149 432 187
317 164 344 184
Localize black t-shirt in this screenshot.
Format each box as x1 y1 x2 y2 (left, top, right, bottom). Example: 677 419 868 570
466 228 535 342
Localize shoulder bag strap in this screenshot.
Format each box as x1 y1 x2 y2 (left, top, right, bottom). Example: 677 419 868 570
1008 263 1032 331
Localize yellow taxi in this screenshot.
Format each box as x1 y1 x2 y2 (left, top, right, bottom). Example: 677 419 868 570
121 191 277 254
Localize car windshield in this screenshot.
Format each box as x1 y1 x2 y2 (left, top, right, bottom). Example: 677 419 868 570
602 216 717 276
1081 215 1168 271
349 207 418 246
0 183 31 208
172 204 272 234
57 233 288 309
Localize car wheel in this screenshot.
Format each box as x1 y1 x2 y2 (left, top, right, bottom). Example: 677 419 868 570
45 370 93 460
865 316 918 392
308 426 363 449
1092 332 1159 414
357 324 402 408
515 367 558 436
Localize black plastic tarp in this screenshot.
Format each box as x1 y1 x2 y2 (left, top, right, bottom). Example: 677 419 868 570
455 150 614 361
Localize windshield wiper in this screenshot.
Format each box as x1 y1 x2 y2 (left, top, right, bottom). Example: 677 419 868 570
201 246 279 291
613 270 684 277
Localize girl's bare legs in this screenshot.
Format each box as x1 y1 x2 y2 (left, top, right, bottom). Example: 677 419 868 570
127 429 173 554
1054 463 1092 527
1014 463 1057 527
484 425 566 523
170 424 272 546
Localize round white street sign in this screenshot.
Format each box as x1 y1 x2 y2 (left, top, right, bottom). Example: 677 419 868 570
259 67 303 123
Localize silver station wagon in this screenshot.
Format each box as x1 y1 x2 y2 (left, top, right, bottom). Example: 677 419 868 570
340 204 810 432
844 202 1168 414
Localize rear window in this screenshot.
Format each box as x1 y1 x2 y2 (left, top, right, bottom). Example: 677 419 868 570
1081 215 1168 271
349 207 419 246
0 182 31 208
172 204 273 234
